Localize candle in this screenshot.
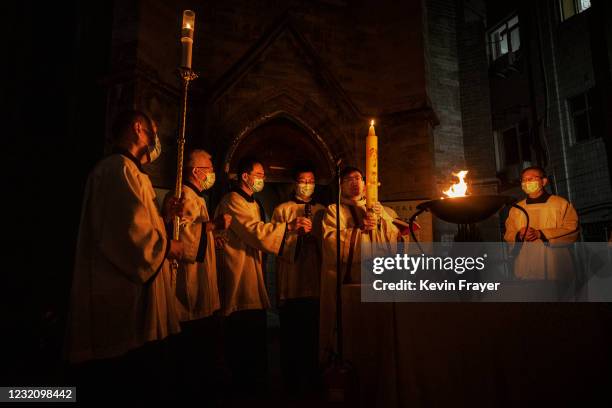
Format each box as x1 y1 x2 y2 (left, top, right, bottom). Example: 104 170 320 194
180 10 196 69
365 120 378 210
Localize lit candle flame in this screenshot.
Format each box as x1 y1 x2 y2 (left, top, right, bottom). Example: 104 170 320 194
370 120 375 126
185 23 192 29
443 170 469 198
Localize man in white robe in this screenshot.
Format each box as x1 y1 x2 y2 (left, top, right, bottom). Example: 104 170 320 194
272 166 325 394
215 156 311 394
165 149 231 398
505 166 579 280
320 166 402 406
66 110 183 401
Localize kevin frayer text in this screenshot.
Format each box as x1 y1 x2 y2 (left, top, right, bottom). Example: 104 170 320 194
372 279 500 293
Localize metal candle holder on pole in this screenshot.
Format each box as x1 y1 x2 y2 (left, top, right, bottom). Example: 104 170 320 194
172 10 198 243
172 67 198 240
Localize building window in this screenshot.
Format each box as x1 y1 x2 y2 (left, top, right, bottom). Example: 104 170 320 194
495 120 532 172
568 88 602 143
488 15 520 62
560 0 591 21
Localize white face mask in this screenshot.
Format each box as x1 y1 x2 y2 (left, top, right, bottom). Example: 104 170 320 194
242 173 265 193
146 133 162 163
521 180 541 195
199 171 216 190
251 177 265 193
296 183 315 198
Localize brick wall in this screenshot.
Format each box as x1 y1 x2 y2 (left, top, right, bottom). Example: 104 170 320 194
424 0 468 239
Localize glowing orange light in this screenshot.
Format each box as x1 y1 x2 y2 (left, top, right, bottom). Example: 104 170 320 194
443 170 469 198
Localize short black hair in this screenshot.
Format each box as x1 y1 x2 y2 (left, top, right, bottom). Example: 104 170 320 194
292 165 316 181
111 110 152 142
521 166 546 178
236 156 261 178
340 166 363 180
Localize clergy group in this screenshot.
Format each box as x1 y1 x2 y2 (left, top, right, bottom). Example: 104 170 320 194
64 109 580 402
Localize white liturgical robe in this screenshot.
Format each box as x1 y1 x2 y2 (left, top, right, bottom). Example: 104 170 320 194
169 184 220 321
504 194 579 280
319 197 402 361
214 189 292 316
67 153 180 364
272 199 325 303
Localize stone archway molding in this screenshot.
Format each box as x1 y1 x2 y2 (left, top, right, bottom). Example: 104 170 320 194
223 110 337 182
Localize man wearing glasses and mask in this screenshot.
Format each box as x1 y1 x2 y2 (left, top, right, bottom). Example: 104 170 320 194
319 166 400 403
215 156 312 395
164 149 232 398
504 166 579 280
66 110 184 400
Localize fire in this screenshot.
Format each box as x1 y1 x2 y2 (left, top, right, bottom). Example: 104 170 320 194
443 170 469 198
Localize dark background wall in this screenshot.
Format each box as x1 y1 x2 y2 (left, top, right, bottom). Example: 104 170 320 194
5 0 115 383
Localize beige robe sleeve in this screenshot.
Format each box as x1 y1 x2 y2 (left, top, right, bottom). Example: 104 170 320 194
226 193 287 255
322 204 361 273
271 203 299 263
98 163 167 284
171 188 205 263
540 200 579 244
504 206 523 243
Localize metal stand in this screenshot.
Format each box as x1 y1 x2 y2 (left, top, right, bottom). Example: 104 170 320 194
172 67 199 241
170 67 198 271
334 158 343 362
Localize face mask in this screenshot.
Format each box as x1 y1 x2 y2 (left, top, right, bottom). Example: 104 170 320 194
146 133 162 163
521 181 541 195
296 183 315 198
199 172 216 191
251 177 265 193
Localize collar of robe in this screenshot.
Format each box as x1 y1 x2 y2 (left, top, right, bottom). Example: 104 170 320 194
340 196 366 207
112 147 145 173
526 191 551 204
184 181 205 197
233 187 255 203
294 195 316 206
232 187 266 221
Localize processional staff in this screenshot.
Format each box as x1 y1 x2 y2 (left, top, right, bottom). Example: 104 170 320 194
173 10 199 242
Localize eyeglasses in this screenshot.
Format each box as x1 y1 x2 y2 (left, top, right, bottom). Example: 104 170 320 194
342 176 363 183
521 176 542 182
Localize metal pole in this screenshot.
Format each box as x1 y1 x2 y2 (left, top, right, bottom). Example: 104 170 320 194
173 68 199 241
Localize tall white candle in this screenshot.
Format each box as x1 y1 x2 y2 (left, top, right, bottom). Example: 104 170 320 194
181 10 195 69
